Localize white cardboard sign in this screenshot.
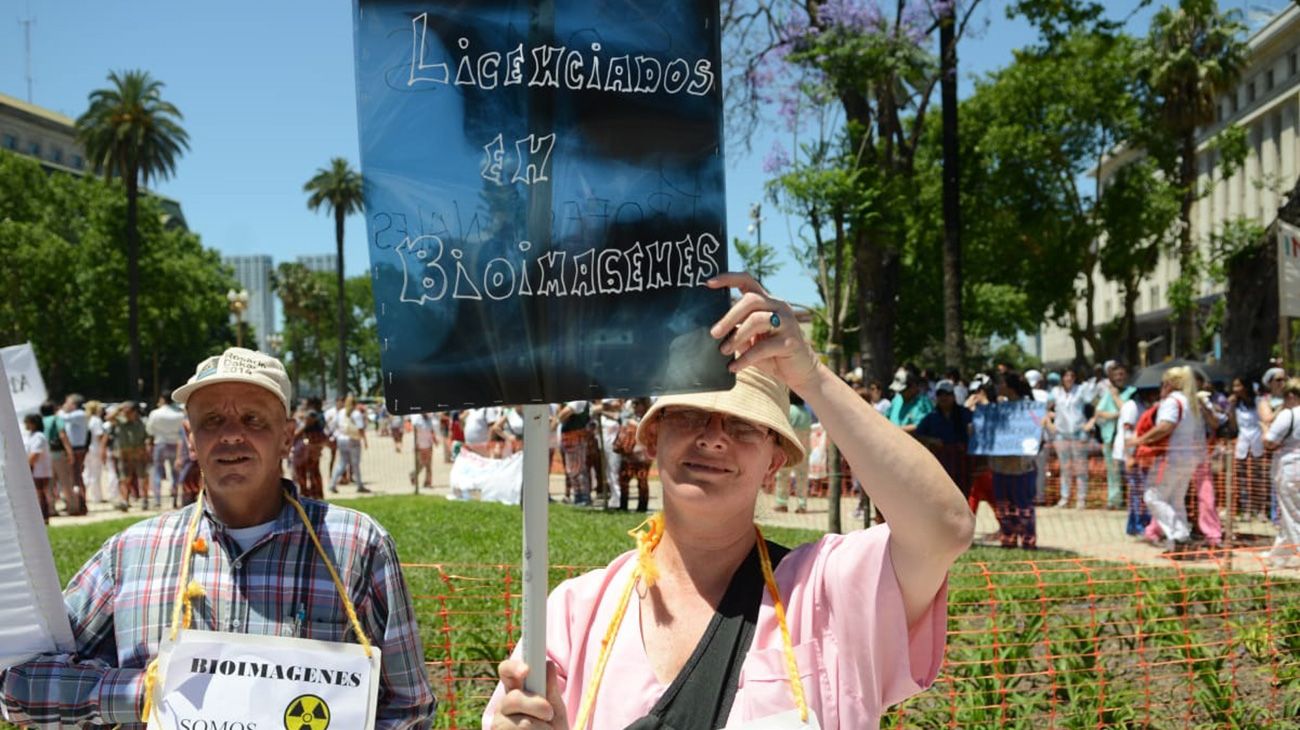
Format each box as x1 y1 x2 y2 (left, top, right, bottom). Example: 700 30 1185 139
148 629 381 730
0 355 74 669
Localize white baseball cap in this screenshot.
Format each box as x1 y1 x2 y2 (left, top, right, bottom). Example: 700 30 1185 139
1025 369 1043 387
1262 367 1286 388
173 347 293 415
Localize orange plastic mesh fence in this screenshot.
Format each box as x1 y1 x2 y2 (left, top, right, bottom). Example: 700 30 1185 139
402 551 1300 729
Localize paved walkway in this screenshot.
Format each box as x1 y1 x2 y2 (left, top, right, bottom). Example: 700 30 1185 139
52 437 1295 575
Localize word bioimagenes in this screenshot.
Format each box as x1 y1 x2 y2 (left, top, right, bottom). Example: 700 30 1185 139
395 232 723 304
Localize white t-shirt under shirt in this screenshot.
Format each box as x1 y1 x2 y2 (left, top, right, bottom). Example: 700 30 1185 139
1266 406 1300 469
24 430 51 479
226 520 277 553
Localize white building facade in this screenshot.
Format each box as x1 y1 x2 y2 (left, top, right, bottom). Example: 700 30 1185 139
1039 5 1300 364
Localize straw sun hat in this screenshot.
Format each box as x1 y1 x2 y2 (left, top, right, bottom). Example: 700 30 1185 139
637 367 806 466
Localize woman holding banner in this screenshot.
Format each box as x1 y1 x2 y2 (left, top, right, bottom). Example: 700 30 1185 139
988 372 1039 550
485 273 972 730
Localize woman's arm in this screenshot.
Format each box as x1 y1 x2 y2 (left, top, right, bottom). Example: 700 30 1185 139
709 273 973 627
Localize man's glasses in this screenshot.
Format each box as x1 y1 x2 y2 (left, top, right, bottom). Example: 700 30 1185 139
658 407 771 445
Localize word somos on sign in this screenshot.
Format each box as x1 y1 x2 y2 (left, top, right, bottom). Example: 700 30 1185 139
408 14 716 97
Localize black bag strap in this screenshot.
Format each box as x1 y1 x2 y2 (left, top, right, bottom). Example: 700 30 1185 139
625 540 791 730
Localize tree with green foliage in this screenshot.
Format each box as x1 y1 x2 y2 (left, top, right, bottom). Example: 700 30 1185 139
728 0 989 384
274 262 334 397
956 24 1143 365
1096 159 1181 365
304 158 365 398
0 151 237 398
1138 0 1247 355
732 236 784 285
76 70 189 400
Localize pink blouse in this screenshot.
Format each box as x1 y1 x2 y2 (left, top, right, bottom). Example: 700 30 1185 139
483 524 948 729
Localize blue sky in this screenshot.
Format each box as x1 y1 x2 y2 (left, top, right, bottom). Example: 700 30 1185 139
0 0 1270 315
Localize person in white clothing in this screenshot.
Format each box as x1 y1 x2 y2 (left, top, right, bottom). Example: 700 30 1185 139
1046 369 1096 508
1117 387 1156 536
82 401 108 503
593 399 625 509
1136 366 1204 552
23 414 53 523
146 392 187 508
1026 370 1051 499
409 412 439 489
1228 377 1267 518
1263 378 1300 568
328 395 371 494
462 406 503 452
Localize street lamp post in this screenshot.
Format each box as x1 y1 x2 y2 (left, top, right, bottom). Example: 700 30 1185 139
227 288 250 349
748 202 763 249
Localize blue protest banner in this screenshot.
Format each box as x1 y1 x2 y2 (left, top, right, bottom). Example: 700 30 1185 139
969 401 1048 456
352 0 733 411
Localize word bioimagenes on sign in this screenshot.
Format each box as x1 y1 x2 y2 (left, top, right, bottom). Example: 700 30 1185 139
354 0 732 409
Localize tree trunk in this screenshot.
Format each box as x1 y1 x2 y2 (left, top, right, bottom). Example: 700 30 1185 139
1175 131 1198 356
127 174 141 401
334 210 348 399
1123 278 1140 367
826 346 843 535
854 231 899 384
939 4 964 371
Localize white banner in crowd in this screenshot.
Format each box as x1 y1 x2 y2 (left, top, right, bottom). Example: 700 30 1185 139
447 450 524 505
2 343 48 418
0 356 75 670
1280 221 1300 319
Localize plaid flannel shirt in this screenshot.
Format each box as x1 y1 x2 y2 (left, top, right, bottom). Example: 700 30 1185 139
1 480 435 729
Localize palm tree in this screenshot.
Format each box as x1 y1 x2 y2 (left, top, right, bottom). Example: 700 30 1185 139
304 158 364 398
1141 0 1245 354
76 70 189 400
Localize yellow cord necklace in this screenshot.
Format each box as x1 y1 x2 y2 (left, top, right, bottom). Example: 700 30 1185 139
571 512 809 729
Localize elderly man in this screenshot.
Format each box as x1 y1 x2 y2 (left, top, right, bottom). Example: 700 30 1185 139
1 347 436 728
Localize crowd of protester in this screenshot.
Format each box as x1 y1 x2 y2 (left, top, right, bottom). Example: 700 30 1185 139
833 359 1299 565
22 356 1300 566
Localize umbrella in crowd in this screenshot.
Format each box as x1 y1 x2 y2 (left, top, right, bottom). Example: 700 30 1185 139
1131 358 1229 390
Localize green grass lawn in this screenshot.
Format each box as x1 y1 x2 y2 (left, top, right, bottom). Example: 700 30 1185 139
20 496 1300 729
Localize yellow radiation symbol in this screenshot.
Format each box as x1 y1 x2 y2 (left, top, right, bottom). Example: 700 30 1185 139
283 693 330 730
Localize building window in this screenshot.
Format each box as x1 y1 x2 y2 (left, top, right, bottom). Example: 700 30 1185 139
1248 81 1256 103
2 134 16 150
72 154 84 169
1150 285 1160 311
1267 69 1275 91
50 147 62 164
1231 94 1240 113
1291 51 1298 76
27 141 40 157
